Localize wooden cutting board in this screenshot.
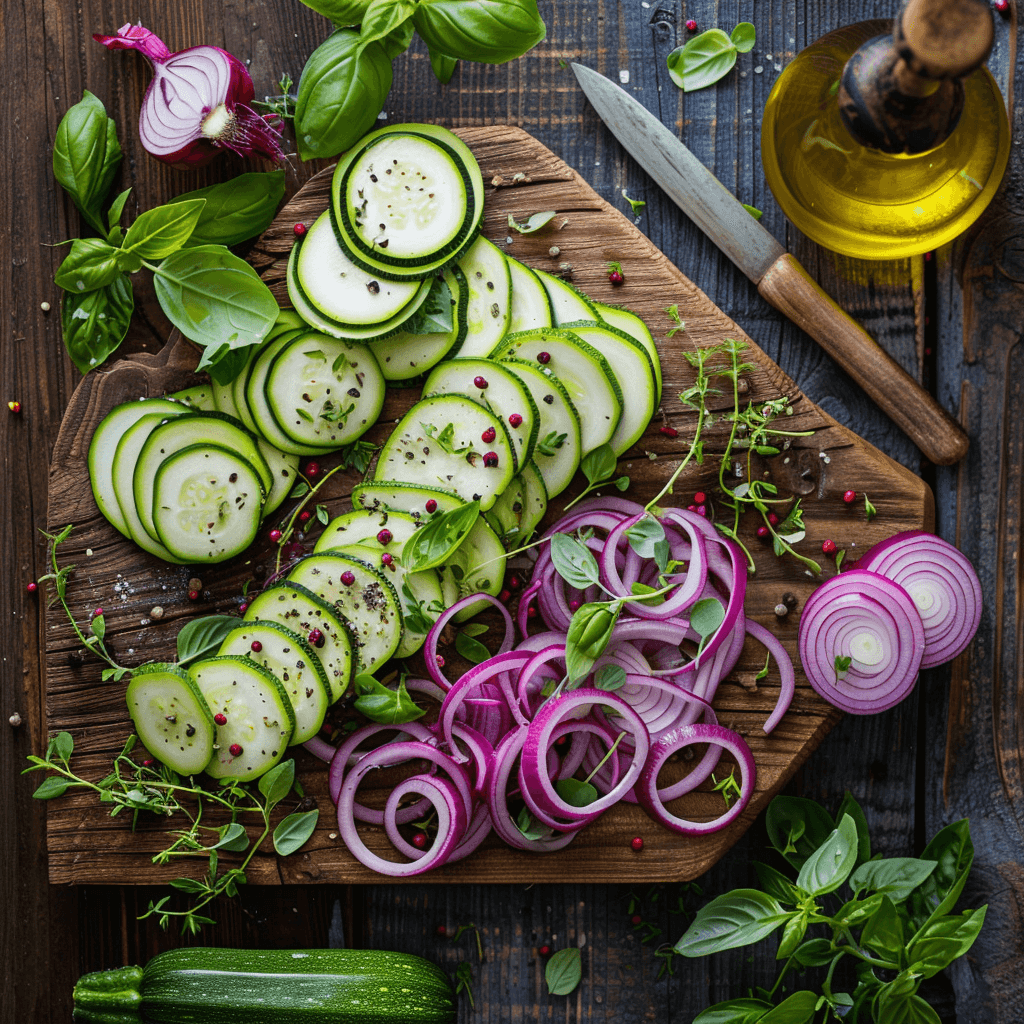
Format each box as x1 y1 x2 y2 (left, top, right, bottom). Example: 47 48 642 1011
44 126 932 885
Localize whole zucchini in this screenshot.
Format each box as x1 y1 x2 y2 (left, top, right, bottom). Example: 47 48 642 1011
72 948 456 1024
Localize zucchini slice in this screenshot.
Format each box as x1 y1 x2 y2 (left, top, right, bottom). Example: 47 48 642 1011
133 412 273 542
562 320 660 454
169 385 216 411
264 334 385 450
498 357 582 497
126 663 215 775
483 474 527 548
595 302 663 396
454 236 512 359
534 268 599 324
89 398 185 539
217 621 330 743
370 268 468 381
191 656 295 781
508 257 554 334
495 329 622 455
446 515 506 621
352 481 465 521
152 444 264 563
519 459 549 539
423 357 539 470
287 553 402 673
315 508 422 554
243 582 356 703
375 393 515 511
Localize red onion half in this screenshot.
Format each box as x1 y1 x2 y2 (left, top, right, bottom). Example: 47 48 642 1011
94 24 283 166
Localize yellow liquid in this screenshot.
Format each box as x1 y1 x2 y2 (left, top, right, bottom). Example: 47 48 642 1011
761 20 1010 259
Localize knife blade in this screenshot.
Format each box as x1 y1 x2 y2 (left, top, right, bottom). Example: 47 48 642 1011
571 63 968 466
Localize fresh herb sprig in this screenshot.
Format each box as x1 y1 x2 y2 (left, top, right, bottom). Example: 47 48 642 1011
25 734 317 934
562 443 630 511
678 792 985 1024
252 73 298 123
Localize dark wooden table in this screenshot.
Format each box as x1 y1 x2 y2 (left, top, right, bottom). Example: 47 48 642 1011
3 2 1021 1022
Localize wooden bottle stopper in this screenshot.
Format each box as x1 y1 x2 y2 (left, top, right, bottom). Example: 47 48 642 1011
837 0 994 154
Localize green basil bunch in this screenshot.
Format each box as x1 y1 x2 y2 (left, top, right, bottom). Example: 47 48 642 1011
296 0 546 160
52 93 286 378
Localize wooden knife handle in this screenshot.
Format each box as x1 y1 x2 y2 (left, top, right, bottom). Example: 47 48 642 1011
757 253 969 465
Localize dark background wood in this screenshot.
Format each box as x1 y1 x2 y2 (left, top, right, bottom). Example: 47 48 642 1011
2 1 1018 1022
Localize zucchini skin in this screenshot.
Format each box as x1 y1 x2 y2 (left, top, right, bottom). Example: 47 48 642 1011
74 949 456 1024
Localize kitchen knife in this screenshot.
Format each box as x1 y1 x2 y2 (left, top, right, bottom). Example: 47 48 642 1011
571 62 969 466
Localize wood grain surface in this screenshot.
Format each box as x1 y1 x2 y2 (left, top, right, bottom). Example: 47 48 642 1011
3 1 1013 1022
44 127 931 885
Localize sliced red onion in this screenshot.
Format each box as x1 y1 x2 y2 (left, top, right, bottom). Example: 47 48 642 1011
799 569 925 714
302 735 336 763
327 721 434 806
858 530 982 669
424 591 516 690
744 618 795 734
637 723 756 835
94 24 283 166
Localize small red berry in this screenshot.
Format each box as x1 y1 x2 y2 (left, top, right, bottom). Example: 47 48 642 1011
767 512 780 527
687 504 697 512
92 607 103 618
631 835 644 851
250 640 263 653
609 270 625 286
527 605 538 618
425 499 438 513
435 654 445 668
26 581 37 594
842 489 857 504
756 525 770 539
539 945 551 956
508 413 523 428
569 599 580 611
436 925 448 937
141 759 154 768
377 528 393 545
229 743 243 757
659 425 679 438
308 628 325 648
537 351 551 364
341 570 356 586
499 589 512 603
822 539 838 555
188 589 200 601
631 914 643 925
483 452 499 468
381 552 394 567
508 575 521 590
473 375 489 390
995 0 1009 14
305 461 320 478
238 602 248 616
321 721 333 735
269 528 283 543
412 831 428 849
693 491 707 504
8 400 21 414
696 505 708 517
293 222 307 236
481 426 497 443
686 18 698 31
299 510 312 523
214 713 228 725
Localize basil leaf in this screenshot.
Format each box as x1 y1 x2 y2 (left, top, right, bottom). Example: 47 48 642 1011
549 532 599 589
123 199 206 258
61 273 134 375
758 990 818 1024
258 759 296 809
169 172 286 247
594 664 626 691
202 345 255 387
666 26 747 93
455 631 490 664
175 614 240 665
299 0 369 24
676 890 792 957
54 238 121 293
412 0 546 64
903 994 942 1024
907 818 973 928
516 807 553 841
796 814 858 896
693 999 773 1024
381 18 416 59
625 515 666 560
874 968 921 1021
402 501 480 571
731 22 757 53
859 895 904 961
580 443 617 486
210 822 250 852
107 188 132 241
775 911 809 959
294 29 393 161
792 938 834 967
906 906 987 978
565 602 619 682
400 275 453 335
359 0 416 49
765 795 836 869
555 777 598 808
152 244 278 357
353 674 425 724
836 790 872 865
273 809 319 856
53 91 123 236
544 946 581 995
508 211 556 234
33 776 70 800
752 861 801 905
834 893 884 927
691 598 725 646
850 857 938 904
429 47 459 83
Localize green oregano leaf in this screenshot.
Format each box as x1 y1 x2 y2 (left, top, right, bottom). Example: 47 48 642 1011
545 947 582 995
272 809 319 856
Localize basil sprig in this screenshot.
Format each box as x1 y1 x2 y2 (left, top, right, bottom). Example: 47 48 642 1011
51 92 286 377
667 22 756 93
679 793 986 1024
